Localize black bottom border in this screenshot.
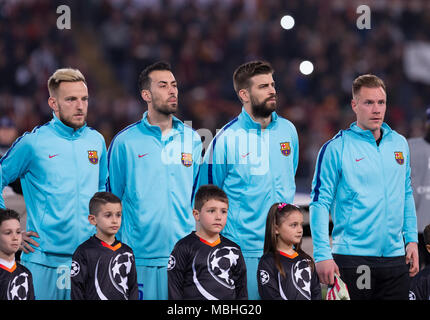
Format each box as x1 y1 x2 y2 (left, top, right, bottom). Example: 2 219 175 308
1 299 427 319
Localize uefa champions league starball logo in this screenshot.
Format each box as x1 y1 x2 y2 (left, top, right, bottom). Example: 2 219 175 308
207 246 240 289
70 260 80 277
109 252 134 295
260 270 270 285
7 272 30 300
167 255 176 270
292 259 311 299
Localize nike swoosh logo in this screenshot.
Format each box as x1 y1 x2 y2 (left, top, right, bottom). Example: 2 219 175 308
241 152 250 158
138 153 149 158
49 154 59 159
355 157 365 162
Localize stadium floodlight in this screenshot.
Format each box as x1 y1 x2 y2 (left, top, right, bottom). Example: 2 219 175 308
280 15 295 30
299 60 314 75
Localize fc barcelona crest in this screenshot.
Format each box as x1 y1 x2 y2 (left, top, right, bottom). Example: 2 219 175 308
181 153 193 167
280 142 291 157
88 150 99 165
394 151 404 165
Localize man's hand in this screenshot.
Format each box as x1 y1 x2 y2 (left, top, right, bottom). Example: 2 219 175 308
21 231 40 253
315 259 340 285
406 242 419 277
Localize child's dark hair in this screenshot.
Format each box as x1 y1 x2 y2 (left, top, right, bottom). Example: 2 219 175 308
263 203 314 278
0 208 21 226
194 185 229 211
89 192 121 216
424 224 430 246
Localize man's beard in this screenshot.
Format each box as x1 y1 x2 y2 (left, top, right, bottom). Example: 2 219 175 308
152 94 178 116
154 103 177 116
250 95 276 118
58 105 86 130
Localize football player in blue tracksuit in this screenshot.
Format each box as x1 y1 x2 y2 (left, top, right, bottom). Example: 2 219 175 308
0 68 108 299
197 61 299 299
310 74 418 300
107 61 202 300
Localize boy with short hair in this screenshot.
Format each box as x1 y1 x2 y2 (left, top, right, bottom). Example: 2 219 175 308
71 192 138 300
409 224 430 300
0 208 34 300
168 185 247 300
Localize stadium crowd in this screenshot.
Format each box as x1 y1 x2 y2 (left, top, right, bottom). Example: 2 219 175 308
1 0 430 190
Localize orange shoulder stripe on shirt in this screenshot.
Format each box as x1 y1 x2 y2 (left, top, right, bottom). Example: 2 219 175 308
0 262 17 273
279 250 298 259
101 241 122 251
199 237 221 247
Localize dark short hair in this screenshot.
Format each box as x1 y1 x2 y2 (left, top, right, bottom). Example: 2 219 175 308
194 185 229 212
138 61 172 92
233 60 274 97
424 224 430 246
89 192 121 216
352 74 386 98
0 208 20 226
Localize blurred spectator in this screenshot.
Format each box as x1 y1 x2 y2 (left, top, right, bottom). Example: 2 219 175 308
0 115 25 250
0 116 18 157
0 116 22 195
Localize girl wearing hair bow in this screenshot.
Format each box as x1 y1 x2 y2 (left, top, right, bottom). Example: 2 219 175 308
257 202 321 300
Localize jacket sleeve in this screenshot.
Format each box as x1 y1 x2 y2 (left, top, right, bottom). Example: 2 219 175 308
191 133 203 206
257 256 284 300
409 271 430 300
0 165 2 208
28 270 35 300
310 268 322 300
193 132 203 183
106 138 126 199
128 252 139 300
292 123 299 176
286 123 299 204
403 142 418 244
70 248 88 300
167 243 188 300
233 249 248 300
197 133 228 189
309 137 342 263
0 132 34 209
98 135 108 192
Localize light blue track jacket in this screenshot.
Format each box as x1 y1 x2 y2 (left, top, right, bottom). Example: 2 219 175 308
197 107 299 258
0 113 108 267
310 122 417 263
107 112 202 266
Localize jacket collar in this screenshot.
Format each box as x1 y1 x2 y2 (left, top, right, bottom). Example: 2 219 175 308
50 112 87 139
349 121 392 141
140 111 184 139
238 107 278 130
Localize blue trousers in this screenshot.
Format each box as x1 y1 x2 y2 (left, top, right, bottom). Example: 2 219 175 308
21 260 71 300
136 265 168 300
244 256 261 300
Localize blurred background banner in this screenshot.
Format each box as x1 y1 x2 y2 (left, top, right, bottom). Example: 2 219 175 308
404 41 430 85
0 0 429 195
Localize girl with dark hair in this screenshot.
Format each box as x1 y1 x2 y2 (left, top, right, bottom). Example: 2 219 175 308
257 203 321 300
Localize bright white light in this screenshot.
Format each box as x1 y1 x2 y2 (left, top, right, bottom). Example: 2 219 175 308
280 15 295 30
299 60 314 75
